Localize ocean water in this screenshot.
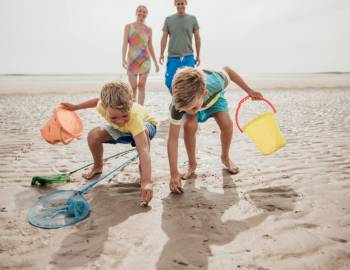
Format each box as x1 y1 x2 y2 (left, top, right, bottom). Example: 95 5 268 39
0 73 350 90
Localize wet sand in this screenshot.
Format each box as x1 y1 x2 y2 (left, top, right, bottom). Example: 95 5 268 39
0 78 350 270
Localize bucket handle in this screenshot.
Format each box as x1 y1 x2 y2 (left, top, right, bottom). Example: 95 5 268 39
235 96 277 133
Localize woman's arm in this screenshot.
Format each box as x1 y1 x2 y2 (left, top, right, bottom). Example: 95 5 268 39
147 28 159 72
122 24 129 69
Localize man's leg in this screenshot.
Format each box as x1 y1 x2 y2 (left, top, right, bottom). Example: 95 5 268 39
213 112 239 174
183 114 198 179
165 57 180 94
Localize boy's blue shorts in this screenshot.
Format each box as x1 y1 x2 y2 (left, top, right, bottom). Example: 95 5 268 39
103 123 157 147
196 96 229 123
165 55 195 93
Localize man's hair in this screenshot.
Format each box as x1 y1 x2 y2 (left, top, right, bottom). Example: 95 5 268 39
100 81 132 112
172 67 206 110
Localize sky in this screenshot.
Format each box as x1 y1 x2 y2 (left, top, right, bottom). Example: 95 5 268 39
0 0 350 74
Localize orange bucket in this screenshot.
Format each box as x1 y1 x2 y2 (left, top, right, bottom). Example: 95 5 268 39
40 107 83 145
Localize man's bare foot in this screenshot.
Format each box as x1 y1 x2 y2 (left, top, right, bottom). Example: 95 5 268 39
82 167 102 180
182 163 197 180
221 158 239 174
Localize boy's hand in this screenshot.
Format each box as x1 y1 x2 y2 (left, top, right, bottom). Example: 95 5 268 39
60 102 78 111
140 182 153 207
170 174 184 194
248 90 263 100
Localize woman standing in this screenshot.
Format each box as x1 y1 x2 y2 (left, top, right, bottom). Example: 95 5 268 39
122 5 159 105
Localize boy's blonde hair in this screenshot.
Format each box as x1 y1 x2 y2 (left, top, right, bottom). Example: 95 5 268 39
100 81 132 112
172 67 206 110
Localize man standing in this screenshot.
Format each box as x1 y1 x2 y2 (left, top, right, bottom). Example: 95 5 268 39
159 0 201 93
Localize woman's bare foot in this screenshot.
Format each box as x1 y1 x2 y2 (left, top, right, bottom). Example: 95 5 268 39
221 158 239 174
182 162 197 180
82 166 102 180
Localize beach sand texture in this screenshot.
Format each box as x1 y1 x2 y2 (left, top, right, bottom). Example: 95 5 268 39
0 77 350 270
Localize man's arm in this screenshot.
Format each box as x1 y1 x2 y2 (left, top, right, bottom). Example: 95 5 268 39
134 130 153 205
194 30 201 66
160 31 169 65
167 123 183 193
223 66 263 100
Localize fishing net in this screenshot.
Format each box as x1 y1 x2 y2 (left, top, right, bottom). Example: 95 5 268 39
28 154 138 229
28 190 89 229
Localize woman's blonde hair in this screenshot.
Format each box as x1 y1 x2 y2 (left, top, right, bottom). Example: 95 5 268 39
100 81 132 112
172 67 206 110
136 5 148 13
174 0 187 5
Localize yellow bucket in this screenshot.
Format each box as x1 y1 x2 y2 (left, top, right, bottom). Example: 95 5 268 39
235 96 286 155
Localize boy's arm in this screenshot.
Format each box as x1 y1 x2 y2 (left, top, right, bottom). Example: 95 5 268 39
167 123 183 194
223 66 263 100
60 98 99 111
134 130 153 206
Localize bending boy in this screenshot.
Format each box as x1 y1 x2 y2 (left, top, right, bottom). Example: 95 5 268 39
167 67 263 193
61 81 157 205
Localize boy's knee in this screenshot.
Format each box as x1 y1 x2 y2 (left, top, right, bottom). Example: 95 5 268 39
184 120 198 134
87 128 106 143
220 119 233 132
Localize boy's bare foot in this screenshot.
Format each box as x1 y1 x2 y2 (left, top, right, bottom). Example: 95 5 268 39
221 158 239 174
82 167 102 180
182 163 197 180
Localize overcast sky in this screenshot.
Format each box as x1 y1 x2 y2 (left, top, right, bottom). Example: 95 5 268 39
0 0 349 74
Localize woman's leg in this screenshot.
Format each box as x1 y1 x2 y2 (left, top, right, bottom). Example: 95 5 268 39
82 127 113 179
128 74 138 102
138 73 148 105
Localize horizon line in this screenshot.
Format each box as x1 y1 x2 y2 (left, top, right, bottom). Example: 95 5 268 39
1 71 350 76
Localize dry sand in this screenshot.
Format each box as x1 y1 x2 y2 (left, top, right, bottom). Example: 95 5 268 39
0 77 350 270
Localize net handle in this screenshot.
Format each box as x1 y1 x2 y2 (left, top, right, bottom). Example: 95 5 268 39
235 96 277 133
68 148 136 175
78 154 138 194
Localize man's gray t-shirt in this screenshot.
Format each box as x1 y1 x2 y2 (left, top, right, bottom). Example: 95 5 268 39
162 14 199 57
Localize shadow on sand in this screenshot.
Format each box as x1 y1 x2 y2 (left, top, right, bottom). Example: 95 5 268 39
49 182 149 269
157 170 298 269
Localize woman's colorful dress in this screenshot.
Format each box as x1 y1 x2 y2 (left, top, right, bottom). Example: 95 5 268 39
127 23 151 75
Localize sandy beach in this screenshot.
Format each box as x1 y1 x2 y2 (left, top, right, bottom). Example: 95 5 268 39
0 74 350 270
